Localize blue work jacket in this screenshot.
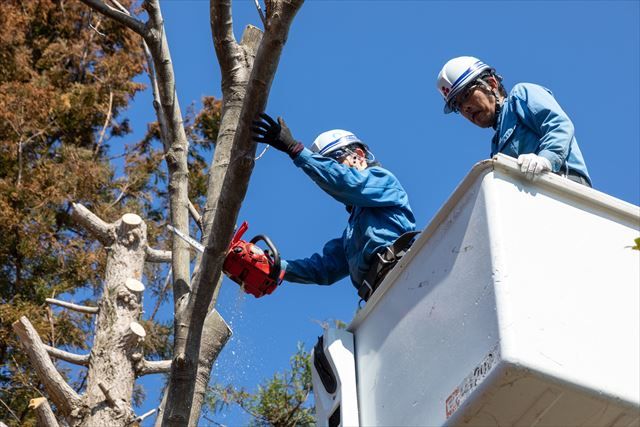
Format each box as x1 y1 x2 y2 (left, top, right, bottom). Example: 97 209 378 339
491 83 591 185
282 148 416 289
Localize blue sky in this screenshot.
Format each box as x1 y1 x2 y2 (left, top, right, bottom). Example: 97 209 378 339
125 1 640 425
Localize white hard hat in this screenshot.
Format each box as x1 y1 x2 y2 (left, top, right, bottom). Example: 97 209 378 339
311 129 362 156
436 56 493 114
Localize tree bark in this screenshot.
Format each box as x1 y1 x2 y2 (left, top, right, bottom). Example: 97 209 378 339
29 397 60 427
13 205 164 426
187 310 232 426
161 2 304 424
80 213 148 426
12 317 81 418
45 345 90 366
139 0 192 305
135 359 172 376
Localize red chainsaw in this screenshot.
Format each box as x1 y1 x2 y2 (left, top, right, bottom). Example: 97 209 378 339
222 221 284 298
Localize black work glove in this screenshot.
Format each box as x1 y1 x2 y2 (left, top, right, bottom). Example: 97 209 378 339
252 113 304 159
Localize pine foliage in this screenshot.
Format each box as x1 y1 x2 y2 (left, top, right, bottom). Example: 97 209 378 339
0 2 221 424
206 343 315 427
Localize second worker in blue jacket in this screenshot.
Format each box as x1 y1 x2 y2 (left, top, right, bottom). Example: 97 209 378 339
252 113 416 296
436 56 591 186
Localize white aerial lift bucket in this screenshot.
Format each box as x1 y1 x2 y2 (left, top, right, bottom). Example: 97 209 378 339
312 154 640 427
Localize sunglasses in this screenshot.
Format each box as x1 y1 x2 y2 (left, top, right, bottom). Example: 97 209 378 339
326 148 356 161
451 82 482 114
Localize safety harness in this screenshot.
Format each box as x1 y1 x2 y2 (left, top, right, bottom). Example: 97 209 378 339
357 231 420 302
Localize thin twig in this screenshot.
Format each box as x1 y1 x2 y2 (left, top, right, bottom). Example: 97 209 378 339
150 267 172 321
78 0 145 35
253 0 266 26
108 0 129 15
142 40 170 152
0 396 20 423
48 291 56 346
201 414 227 427
46 298 99 314
188 200 203 232
89 22 106 36
7 119 49 187
11 355 46 398
94 90 114 156
131 408 157 424
254 144 270 161
108 180 131 209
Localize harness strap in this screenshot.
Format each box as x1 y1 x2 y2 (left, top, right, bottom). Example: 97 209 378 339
357 231 420 302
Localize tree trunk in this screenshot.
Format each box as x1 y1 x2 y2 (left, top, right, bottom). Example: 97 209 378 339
13 208 162 426
81 214 148 426
160 2 304 424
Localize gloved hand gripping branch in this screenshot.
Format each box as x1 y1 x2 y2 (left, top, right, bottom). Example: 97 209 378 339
252 113 304 159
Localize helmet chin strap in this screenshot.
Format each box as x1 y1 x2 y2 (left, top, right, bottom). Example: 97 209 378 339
491 90 503 129
477 78 504 129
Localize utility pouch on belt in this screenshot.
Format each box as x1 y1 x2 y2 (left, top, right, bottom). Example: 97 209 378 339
358 231 420 302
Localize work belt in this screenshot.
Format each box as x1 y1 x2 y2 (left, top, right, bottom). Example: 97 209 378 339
559 170 591 187
357 231 420 302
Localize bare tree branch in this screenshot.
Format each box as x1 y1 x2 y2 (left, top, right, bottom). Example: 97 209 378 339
44 345 90 366
133 408 157 424
0 397 20 424
108 180 131 208
46 296 56 350
12 317 82 415
93 90 113 156
158 20 262 427
145 246 172 263
253 0 267 26
187 310 232 426
141 0 192 307
161 2 303 424
78 0 145 35
211 0 240 80
143 40 171 153
46 298 99 314
135 359 172 376
188 199 203 232
98 382 117 408
71 202 113 244
193 25 262 311
82 0 192 305
197 0 304 319
29 398 60 427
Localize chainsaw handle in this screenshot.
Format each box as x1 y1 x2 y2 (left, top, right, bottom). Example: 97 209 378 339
249 234 281 283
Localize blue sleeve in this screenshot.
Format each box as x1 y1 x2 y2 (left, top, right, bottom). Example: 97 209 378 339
282 237 349 285
293 148 408 207
512 84 575 172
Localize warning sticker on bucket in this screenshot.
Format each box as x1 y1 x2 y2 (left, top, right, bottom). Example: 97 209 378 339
445 344 500 418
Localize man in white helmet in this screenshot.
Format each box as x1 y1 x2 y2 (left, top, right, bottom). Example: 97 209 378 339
436 56 591 186
252 113 416 301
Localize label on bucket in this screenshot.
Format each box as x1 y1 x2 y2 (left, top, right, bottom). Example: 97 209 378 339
446 343 500 418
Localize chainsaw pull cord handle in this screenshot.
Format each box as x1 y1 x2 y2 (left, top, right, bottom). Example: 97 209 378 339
249 235 281 283
231 221 250 246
